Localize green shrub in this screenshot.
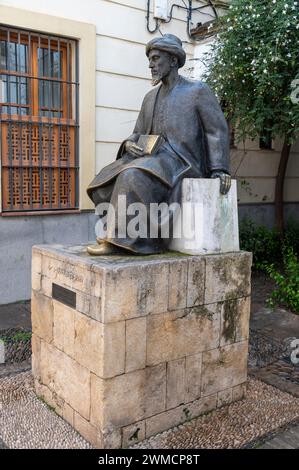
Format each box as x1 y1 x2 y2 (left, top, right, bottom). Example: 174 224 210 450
239 219 281 267
284 218 299 257
239 218 299 268
263 245 299 314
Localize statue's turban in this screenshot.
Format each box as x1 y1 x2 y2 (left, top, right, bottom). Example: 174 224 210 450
146 34 186 68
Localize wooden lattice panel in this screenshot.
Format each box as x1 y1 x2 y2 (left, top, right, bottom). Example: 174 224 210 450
2 167 76 210
1 122 75 167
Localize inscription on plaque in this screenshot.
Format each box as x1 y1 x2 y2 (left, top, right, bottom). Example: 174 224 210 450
52 283 76 309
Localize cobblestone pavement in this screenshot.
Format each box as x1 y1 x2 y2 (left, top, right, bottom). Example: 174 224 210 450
0 372 92 449
0 438 8 449
0 371 298 449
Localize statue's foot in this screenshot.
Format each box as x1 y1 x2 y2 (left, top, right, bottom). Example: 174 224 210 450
87 241 124 256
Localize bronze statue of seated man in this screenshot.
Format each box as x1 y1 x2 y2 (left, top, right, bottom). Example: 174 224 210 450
87 34 231 256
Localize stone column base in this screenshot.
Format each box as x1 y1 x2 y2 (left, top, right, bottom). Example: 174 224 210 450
31 244 252 448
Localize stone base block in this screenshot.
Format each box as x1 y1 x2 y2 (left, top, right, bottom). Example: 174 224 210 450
31 244 251 448
169 178 239 255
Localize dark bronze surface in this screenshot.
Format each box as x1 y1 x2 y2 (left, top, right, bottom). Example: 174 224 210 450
52 283 76 309
87 34 231 255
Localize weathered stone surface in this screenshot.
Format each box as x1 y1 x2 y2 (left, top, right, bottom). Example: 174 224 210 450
90 370 145 432
88 295 102 322
74 412 99 448
76 291 91 317
220 296 251 346
145 393 217 438
31 334 41 379
205 252 252 304
76 292 102 322
103 262 169 323
74 313 104 376
145 363 167 417
168 260 188 310
201 341 248 396
31 290 53 343
166 358 185 409
32 251 42 274
122 420 146 448
63 402 74 427
217 388 233 407
185 353 202 403
186 393 217 419
146 303 221 366
32 250 42 291
235 297 251 342
232 382 247 402
90 270 103 299
101 322 126 378
41 254 92 294
32 245 251 448
187 258 205 307
74 313 125 379
98 429 122 449
35 380 57 411
32 272 41 291
39 340 90 420
53 300 75 357
125 317 147 373
40 275 52 298
35 379 64 416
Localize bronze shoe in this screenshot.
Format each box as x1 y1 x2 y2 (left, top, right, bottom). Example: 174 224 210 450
87 241 123 256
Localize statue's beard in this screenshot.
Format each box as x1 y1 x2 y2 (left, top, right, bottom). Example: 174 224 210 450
151 75 162 86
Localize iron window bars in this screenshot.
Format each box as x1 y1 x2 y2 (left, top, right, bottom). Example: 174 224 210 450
0 26 79 213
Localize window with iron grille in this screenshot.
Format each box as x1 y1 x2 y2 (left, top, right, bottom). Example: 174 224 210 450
0 26 79 213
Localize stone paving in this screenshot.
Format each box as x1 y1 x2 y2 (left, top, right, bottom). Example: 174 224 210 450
258 421 299 449
251 356 299 398
249 307 299 400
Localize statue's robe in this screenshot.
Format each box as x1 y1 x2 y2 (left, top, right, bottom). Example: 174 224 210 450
87 77 230 254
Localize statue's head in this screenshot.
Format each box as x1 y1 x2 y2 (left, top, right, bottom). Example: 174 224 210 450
146 34 186 86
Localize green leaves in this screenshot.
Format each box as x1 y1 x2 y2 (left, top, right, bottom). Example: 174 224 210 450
204 0 299 144
264 245 299 313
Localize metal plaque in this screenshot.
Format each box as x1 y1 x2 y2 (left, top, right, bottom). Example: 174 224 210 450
52 283 76 309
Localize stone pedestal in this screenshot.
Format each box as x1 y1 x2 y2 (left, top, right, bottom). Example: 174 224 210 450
31 244 251 448
169 178 239 255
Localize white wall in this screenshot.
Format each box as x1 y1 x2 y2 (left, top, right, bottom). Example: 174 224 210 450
193 39 214 80
0 0 207 174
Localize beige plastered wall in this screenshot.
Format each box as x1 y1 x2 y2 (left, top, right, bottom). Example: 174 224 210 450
0 3 96 210
0 0 210 211
230 138 299 205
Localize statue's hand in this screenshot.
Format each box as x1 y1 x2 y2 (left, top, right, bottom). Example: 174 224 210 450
125 140 145 158
211 171 231 195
